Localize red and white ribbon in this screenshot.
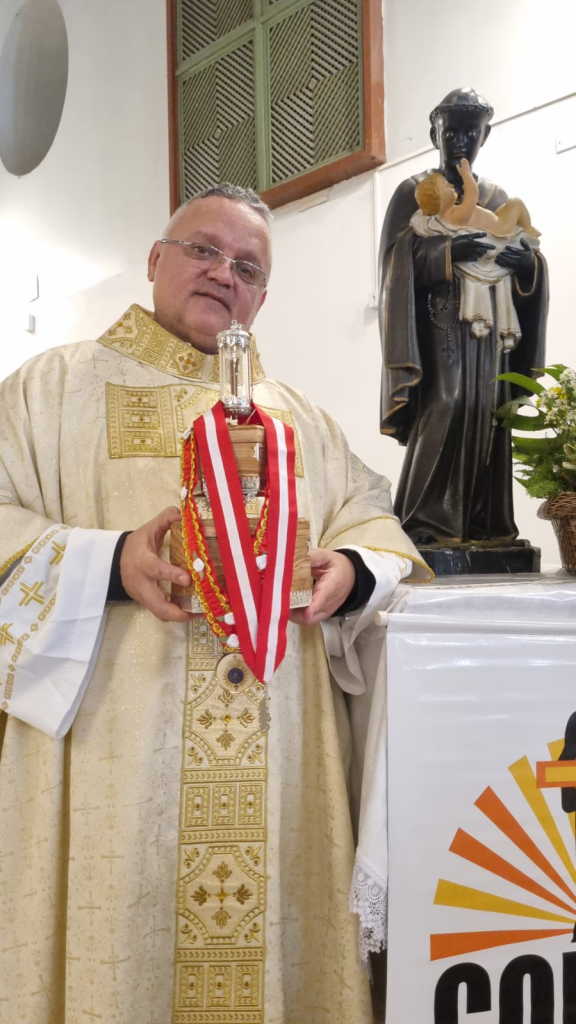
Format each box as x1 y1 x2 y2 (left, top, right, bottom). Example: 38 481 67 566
193 402 297 682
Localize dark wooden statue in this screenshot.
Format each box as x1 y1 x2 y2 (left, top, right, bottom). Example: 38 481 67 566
378 88 549 573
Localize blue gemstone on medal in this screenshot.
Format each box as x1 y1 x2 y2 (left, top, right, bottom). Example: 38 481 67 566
228 667 244 685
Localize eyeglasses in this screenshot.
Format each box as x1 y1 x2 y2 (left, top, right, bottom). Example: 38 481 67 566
159 239 268 288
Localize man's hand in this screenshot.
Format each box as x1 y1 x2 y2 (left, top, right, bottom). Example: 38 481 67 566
451 232 496 263
495 237 535 279
120 506 193 623
290 549 356 627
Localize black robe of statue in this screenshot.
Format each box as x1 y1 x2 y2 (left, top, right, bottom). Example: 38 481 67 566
379 173 549 544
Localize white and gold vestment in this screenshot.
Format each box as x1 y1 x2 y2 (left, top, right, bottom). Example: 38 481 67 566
0 305 428 1023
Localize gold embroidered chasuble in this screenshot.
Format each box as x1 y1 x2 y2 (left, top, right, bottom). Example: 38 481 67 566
0 305 427 1024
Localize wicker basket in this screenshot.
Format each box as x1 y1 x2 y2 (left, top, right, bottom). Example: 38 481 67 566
538 492 576 572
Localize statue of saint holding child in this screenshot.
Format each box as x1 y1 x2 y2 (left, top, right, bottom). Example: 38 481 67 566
379 88 548 567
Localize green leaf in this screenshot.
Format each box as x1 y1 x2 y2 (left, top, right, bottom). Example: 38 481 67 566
533 364 568 382
507 412 549 432
494 396 536 418
513 474 532 491
512 436 554 454
494 397 541 430
494 372 545 394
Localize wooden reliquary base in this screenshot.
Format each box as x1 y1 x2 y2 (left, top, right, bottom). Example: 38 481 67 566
170 519 312 612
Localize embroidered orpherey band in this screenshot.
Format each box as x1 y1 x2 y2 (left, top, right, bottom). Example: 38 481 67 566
105 380 305 476
173 620 267 1024
98 305 266 385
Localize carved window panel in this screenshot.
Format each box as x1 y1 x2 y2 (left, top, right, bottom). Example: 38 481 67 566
167 0 384 210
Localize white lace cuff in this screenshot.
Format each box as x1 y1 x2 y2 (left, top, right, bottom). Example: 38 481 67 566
350 851 388 964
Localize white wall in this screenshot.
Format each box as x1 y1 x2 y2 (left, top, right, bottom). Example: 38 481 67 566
383 0 576 162
1 0 575 565
0 0 168 373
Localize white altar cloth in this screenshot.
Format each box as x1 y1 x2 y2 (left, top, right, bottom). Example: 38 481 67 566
378 571 576 1023
350 573 576 1019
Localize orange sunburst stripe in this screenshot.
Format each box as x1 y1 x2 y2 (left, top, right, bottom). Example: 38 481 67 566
434 880 574 924
549 739 576 839
430 928 573 961
450 828 576 916
509 756 576 885
475 787 576 904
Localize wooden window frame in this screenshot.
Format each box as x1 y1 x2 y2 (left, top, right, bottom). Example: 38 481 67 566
166 0 385 212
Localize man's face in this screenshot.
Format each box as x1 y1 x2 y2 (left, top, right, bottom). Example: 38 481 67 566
432 110 490 171
148 196 271 354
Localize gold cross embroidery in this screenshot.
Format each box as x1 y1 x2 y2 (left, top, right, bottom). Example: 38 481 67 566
0 623 16 647
49 542 66 566
19 581 45 607
191 861 252 929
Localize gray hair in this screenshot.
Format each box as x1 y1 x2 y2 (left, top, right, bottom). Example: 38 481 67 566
164 183 272 235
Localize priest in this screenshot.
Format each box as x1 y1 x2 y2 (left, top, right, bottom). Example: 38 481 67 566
0 184 428 1024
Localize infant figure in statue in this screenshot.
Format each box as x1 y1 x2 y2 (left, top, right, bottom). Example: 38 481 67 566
415 157 540 238
411 157 540 348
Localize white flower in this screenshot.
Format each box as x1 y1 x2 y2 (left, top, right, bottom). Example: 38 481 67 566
227 634 240 649
560 369 576 389
224 612 235 625
256 553 267 570
180 486 188 501
192 557 204 573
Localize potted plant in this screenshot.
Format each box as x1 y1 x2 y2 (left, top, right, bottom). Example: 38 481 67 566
495 364 576 572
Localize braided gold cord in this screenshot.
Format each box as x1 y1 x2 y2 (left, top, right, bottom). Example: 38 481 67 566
179 433 236 651
179 442 217 619
180 503 229 641
187 437 231 613
179 424 272 652
253 495 269 556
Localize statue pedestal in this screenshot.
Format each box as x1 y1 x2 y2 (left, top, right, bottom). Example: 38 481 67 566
418 538 541 576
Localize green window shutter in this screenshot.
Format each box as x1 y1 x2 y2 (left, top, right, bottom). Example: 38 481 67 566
267 0 362 186
268 5 314 184
178 0 253 63
180 39 257 196
172 0 383 208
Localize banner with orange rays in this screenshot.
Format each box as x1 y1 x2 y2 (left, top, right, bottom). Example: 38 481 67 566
385 595 576 1024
